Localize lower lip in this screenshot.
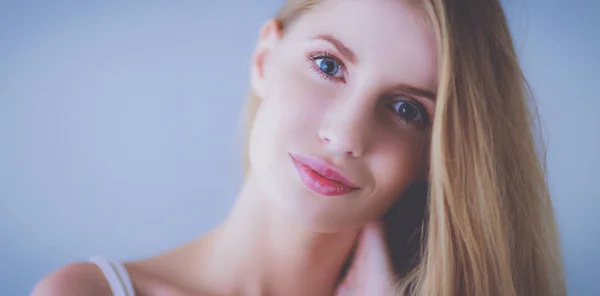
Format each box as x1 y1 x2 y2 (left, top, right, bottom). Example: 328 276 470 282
290 157 357 197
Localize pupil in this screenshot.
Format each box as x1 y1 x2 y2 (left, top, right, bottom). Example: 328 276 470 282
400 103 418 120
320 59 337 74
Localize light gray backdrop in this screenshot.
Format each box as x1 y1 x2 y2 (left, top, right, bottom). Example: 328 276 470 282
1 1 598 295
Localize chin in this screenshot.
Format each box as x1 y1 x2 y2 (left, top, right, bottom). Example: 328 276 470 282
279 189 368 233
249 151 366 233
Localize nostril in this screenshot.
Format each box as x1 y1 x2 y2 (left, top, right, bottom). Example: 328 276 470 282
318 130 332 143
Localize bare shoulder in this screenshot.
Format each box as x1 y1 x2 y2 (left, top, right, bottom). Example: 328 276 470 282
31 262 111 296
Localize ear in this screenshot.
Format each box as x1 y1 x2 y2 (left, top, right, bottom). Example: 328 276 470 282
250 19 283 99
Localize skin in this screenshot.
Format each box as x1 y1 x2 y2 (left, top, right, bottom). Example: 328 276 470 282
32 0 437 295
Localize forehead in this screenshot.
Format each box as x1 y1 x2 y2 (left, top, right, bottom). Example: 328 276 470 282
285 0 438 90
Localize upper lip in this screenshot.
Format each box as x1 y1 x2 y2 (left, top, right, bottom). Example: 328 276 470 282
290 153 360 189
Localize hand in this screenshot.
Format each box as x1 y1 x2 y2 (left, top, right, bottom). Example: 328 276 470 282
335 222 397 296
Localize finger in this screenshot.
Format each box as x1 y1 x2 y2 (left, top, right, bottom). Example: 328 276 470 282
355 222 394 274
353 222 396 294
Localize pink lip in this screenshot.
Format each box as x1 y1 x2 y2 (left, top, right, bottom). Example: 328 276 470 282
289 153 360 197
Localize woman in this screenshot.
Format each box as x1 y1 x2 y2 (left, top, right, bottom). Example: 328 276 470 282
33 0 566 295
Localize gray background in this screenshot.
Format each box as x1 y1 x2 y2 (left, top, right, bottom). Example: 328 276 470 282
1 1 598 295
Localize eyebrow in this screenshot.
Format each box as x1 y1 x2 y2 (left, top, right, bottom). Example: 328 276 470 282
312 34 358 63
395 83 437 102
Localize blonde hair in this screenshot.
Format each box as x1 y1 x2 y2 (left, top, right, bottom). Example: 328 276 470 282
242 0 566 295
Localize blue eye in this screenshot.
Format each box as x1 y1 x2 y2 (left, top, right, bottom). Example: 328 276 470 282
390 100 429 126
315 57 341 77
309 52 345 81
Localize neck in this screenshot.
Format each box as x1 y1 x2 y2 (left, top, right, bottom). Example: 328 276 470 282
201 172 360 296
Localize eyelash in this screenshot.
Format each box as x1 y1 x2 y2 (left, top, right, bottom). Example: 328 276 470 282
307 50 346 82
307 50 431 129
387 98 431 129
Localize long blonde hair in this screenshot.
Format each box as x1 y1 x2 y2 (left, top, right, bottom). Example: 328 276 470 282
242 0 566 295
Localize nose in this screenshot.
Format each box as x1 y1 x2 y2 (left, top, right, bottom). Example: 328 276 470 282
318 104 369 158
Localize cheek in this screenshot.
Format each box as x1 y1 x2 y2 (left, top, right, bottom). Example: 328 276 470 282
369 136 425 203
262 60 334 137
249 58 326 167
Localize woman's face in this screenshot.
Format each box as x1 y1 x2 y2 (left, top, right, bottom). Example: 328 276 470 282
249 0 437 232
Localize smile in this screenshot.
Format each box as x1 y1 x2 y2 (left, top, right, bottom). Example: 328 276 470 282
289 153 360 197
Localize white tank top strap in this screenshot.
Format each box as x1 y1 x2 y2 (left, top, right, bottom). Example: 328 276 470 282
88 257 136 296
